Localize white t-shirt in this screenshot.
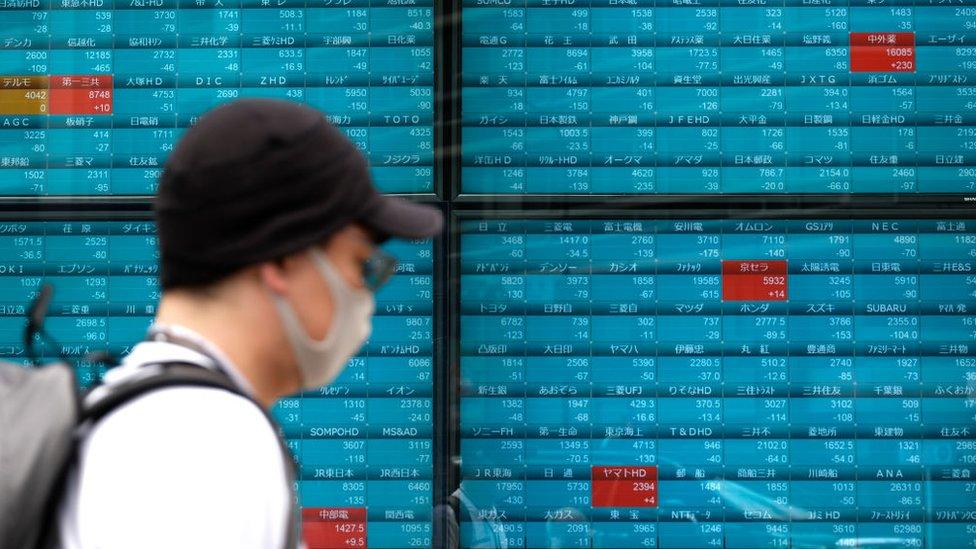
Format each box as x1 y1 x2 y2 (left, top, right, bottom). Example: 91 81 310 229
57 327 294 549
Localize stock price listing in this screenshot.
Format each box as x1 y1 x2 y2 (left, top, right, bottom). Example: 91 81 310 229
461 1 976 194
460 217 976 548
275 237 435 549
0 220 157 383
0 221 434 549
0 0 433 196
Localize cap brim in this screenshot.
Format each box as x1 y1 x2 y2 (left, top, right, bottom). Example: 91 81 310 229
360 195 444 241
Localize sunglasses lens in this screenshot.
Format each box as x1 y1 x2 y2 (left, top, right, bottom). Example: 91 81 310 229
363 250 398 291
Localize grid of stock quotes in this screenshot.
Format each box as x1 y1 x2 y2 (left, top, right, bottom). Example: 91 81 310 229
0 220 435 549
459 218 976 548
461 0 976 194
2 0 975 548
0 0 433 195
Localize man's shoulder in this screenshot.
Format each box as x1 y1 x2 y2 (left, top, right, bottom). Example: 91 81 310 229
83 385 284 469
60 387 291 549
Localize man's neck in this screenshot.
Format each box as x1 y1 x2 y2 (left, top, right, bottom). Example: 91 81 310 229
154 289 299 408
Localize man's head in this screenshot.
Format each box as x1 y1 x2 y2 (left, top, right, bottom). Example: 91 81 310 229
153 99 442 395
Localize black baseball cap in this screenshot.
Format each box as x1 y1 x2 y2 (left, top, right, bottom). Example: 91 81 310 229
154 98 443 289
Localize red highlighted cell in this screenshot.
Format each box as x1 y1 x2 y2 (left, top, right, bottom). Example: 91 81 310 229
850 33 915 72
722 260 788 302
302 508 367 549
591 466 658 508
48 75 113 115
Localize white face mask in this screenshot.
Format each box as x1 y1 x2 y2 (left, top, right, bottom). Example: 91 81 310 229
272 248 375 389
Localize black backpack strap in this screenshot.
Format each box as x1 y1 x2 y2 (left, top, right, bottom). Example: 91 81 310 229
81 362 242 422
79 361 300 549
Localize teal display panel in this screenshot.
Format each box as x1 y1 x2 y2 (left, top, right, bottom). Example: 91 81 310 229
0 1 433 196
0 219 435 549
458 215 976 548
0 219 156 383
460 1 976 195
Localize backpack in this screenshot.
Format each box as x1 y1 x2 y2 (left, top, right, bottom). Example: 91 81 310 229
0 360 300 549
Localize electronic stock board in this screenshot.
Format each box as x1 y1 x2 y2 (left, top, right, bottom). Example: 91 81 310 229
459 215 976 548
2 0 976 547
461 0 976 195
0 0 434 195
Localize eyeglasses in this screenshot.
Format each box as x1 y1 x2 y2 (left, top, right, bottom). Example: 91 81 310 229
362 248 398 292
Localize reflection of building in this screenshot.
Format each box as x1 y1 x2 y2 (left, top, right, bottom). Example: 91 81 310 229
438 489 508 549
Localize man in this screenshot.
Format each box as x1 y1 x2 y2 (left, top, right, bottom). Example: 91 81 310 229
56 98 443 548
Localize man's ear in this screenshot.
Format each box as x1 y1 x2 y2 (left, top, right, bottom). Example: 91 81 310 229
258 259 290 296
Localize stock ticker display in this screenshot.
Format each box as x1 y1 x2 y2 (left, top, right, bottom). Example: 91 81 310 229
0 220 435 549
0 0 433 196
461 3 976 194
279 236 435 549
459 218 976 548
0 220 158 383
